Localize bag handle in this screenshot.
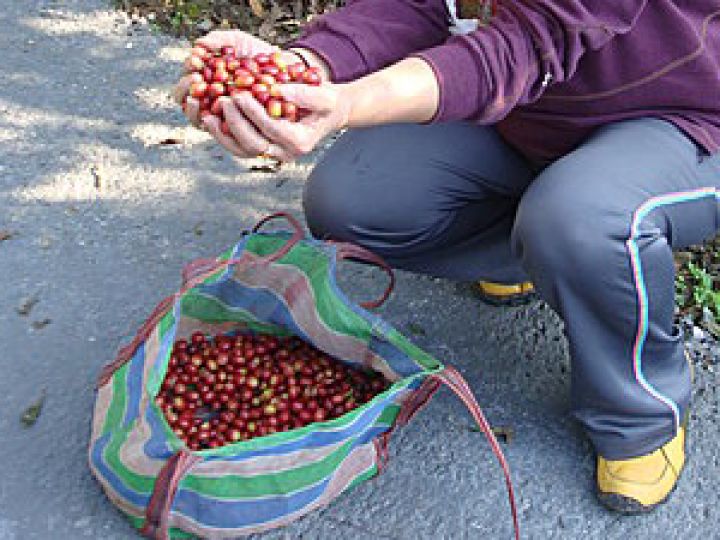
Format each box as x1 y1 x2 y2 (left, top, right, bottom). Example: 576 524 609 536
182 212 305 285
140 449 202 540
433 366 520 540
331 241 396 309
251 211 306 262
377 367 519 540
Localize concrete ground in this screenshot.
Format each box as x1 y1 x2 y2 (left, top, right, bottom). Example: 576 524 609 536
1 1 719 538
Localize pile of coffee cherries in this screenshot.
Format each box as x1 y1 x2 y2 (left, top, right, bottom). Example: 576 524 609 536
183 44 322 132
156 332 389 451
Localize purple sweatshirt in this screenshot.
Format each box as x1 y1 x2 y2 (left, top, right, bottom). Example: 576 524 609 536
292 1 720 164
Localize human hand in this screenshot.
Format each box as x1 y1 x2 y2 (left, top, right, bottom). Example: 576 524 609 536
204 82 350 162
173 31 277 128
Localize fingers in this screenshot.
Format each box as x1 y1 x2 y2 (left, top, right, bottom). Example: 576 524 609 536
174 75 206 128
220 96 276 157
263 143 294 163
185 97 202 129
202 113 255 157
173 75 192 105
231 93 308 158
195 31 275 57
277 84 335 113
236 35 278 58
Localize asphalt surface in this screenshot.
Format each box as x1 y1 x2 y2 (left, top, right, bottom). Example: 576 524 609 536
1 1 720 539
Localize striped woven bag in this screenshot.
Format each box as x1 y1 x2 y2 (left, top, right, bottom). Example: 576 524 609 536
89 213 519 539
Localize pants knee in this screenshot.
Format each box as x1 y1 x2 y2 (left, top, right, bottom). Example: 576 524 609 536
512 188 621 281
302 163 353 241
303 159 450 257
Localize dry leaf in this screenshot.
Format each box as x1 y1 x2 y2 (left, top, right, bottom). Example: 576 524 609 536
250 156 282 173
20 389 46 427
470 424 515 444
17 295 39 316
157 137 183 146
248 0 265 18
491 426 515 444
32 318 52 330
407 322 427 336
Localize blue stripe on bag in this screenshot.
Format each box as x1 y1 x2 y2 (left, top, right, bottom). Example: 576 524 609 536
143 402 175 459
219 391 398 462
171 426 386 528
195 280 313 344
368 333 422 378
91 433 152 506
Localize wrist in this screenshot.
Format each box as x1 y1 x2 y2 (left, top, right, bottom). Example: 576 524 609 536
335 83 357 130
332 58 439 129
287 47 332 82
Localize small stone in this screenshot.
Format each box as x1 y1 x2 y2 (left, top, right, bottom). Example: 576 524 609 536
74 517 91 529
38 235 52 249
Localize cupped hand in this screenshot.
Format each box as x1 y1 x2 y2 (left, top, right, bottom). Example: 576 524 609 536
173 30 276 128
213 83 351 162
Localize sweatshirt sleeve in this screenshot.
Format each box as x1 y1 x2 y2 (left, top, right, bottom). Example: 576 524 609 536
414 1 649 123
290 0 451 82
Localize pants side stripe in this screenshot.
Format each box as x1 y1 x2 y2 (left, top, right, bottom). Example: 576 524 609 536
627 187 717 433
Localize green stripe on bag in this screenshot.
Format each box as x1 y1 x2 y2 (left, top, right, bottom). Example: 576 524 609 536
125 516 195 539
102 364 130 436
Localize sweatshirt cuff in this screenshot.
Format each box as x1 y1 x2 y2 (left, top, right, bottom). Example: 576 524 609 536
290 32 370 83
412 40 490 123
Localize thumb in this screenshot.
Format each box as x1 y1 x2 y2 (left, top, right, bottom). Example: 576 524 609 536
277 84 334 113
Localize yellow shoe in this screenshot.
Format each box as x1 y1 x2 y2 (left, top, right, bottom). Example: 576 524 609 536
596 426 686 514
476 280 536 306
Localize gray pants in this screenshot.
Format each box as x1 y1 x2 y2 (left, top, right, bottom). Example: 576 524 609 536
304 118 720 459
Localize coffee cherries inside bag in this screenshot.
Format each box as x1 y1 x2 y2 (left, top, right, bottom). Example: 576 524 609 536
157 332 390 450
183 44 322 133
